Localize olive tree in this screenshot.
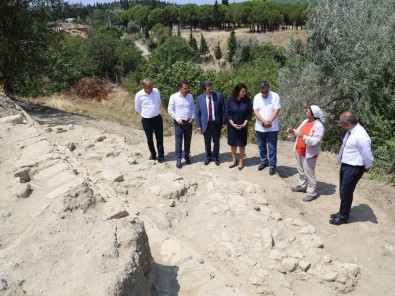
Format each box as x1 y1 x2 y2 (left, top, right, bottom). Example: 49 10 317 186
279 0 395 181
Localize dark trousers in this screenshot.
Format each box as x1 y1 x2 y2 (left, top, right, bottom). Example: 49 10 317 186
256 131 278 168
338 163 365 219
203 122 221 159
174 122 193 161
142 115 164 158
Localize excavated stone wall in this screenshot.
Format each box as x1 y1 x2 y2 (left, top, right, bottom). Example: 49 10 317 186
0 93 155 295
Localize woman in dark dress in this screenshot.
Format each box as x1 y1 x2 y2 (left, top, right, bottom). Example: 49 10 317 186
225 83 253 170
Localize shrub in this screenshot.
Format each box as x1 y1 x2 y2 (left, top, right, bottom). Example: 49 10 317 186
72 77 112 102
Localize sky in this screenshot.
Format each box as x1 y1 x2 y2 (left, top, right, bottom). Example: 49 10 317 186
68 0 243 6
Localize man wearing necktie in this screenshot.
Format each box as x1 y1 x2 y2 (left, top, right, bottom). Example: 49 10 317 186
330 111 374 225
196 81 225 166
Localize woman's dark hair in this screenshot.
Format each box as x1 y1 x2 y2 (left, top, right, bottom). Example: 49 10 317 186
232 83 247 99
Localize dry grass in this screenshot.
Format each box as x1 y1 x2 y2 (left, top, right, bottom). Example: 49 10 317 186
23 87 175 136
179 27 307 55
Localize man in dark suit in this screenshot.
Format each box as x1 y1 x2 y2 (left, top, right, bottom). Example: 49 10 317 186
329 111 374 225
195 81 225 166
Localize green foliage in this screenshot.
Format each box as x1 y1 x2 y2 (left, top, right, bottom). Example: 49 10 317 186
227 29 237 63
189 30 198 51
151 23 172 45
146 36 195 76
147 61 217 107
279 0 395 182
127 20 140 34
86 27 121 79
0 0 53 94
199 33 209 56
214 42 222 60
233 37 259 65
178 4 199 28
216 58 280 100
251 43 288 66
114 38 144 77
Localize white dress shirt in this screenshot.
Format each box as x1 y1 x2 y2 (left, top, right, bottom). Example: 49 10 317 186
341 123 374 169
253 91 281 132
134 88 161 118
168 92 195 122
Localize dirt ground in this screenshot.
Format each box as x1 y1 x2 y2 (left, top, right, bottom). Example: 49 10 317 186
3 97 394 295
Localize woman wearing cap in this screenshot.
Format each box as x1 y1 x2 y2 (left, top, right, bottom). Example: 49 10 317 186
286 105 325 202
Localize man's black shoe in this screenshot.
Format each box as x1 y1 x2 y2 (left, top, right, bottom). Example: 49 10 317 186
215 159 220 166
329 217 348 225
204 158 211 165
185 156 191 164
330 212 339 219
269 168 276 175
258 163 268 171
176 161 182 169
158 157 165 163
149 155 157 160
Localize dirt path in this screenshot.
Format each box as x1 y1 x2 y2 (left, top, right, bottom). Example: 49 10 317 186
10 100 395 295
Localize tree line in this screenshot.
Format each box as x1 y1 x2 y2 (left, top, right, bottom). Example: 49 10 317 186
118 1 309 33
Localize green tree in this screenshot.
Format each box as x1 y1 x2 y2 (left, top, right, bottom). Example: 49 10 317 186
214 42 222 60
199 33 209 56
198 4 213 31
189 30 198 51
150 61 218 107
163 5 179 28
147 35 195 76
148 8 166 27
280 0 395 181
227 28 237 63
213 0 220 29
86 27 121 79
178 4 199 29
151 23 172 45
0 0 53 94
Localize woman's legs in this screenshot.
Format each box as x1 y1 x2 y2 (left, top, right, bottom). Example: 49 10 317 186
239 146 245 166
231 146 237 165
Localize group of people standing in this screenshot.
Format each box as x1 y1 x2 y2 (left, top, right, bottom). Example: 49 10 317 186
135 78 374 226
135 78 281 173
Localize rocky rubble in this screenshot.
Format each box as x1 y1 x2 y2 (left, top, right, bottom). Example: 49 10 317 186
0 94 155 295
3 92 390 295
36 104 362 295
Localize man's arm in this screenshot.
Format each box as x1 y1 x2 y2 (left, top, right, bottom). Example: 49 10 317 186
134 93 141 114
167 95 176 120
254 109 272 128
195 95 202 129
268 109 280 124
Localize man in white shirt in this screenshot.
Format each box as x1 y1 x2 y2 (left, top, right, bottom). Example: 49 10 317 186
134 78 165 163
253 81 281 175
168 80 195 169
330 111 374 225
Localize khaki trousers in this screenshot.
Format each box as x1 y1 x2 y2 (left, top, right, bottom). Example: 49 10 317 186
295 152 317 197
